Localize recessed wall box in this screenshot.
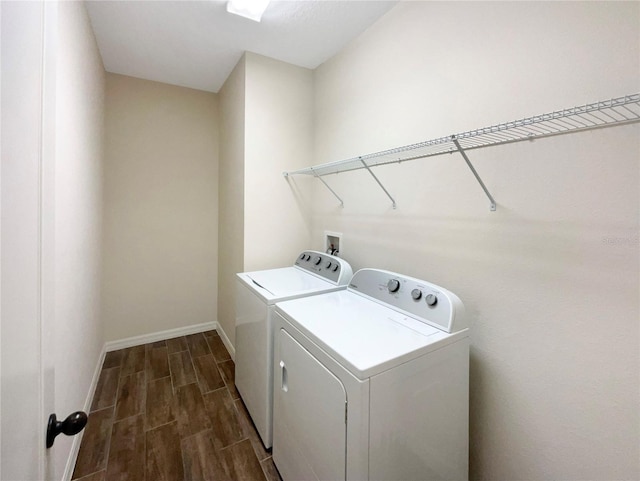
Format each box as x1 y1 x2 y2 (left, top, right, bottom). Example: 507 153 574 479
324 231 342 257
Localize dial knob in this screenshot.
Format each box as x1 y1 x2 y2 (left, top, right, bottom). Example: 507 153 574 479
425 294 438 306
332 264 339 272
314 256 322 265
300 254 306 260
325 261 332 269
411 289 422 300
387 279 400 293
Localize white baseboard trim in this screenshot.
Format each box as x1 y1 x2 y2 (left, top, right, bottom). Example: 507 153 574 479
216 323 235 361
62 343 106 481
105 321 217 352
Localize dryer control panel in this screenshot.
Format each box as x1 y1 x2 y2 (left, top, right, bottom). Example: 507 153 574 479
294 251 353 285
347 268 467 333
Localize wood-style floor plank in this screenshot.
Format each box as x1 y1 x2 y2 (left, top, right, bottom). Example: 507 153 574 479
147 340 167 349
74 470 106 481
218 439 267 481
146 376 176 431
207 335 231 363
169 350 197 389
175 383 212 438
146 345 170 381
181 429 229 481
185 333 211 358
261 457 283 481
166 336 188 354
234 398 270 461
217 359 240 400
120 345 145 377
193 353 225 393
106 414 145 481
202 330 218 342
72 407 114 479
103 350 124 369
203 388 244 450
91 367 120 412
114 371 145 421
146 422 184 481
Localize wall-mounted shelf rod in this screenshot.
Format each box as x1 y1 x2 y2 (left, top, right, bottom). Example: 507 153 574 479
283 93 640 210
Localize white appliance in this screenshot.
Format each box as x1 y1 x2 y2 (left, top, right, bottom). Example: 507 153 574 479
235 250 353 449
272 268 469 481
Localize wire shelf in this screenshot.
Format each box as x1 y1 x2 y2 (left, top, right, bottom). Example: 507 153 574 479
283 93 640 210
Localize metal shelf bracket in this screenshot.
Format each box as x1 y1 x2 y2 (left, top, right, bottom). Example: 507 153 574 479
451 136 497 211
359 158 397 209
312 168 344 208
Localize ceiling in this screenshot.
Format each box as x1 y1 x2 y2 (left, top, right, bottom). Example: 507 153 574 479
86 0 397 93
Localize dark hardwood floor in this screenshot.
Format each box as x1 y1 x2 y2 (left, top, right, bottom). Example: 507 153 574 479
72 331 281 481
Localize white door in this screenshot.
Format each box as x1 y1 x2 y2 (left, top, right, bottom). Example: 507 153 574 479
273 329 347 481
1 1 57 479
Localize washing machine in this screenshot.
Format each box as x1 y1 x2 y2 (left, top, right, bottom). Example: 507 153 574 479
235 250 353 449
272 268 469 481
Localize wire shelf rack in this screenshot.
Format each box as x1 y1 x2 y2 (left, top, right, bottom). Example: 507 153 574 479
284 93 640 210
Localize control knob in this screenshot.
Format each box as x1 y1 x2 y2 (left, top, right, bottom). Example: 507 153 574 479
325 261 332 269
314 256 322 265
332 264 339 272
411 289 422 300
387 279 400 293
425 294 438 306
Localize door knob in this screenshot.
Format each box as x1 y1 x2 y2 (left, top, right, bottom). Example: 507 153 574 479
46 411 87 448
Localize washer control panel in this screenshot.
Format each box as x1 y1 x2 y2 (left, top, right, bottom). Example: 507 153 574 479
348 268 467 333
294 250 353 285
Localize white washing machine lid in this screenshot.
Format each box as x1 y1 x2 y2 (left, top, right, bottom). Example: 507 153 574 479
275 290 468 380
237 267 346 304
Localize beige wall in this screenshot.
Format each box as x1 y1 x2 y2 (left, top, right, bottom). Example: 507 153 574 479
218 57 246 349
102 74 219 341
217 54 313 348
244 52 314 272
312 2 639 480
54 2 105 477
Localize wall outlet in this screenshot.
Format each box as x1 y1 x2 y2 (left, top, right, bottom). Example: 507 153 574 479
324 231 342 257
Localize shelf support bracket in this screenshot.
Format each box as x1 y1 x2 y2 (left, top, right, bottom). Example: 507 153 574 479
311 168 344 208
359 158 397 209
451 136 497 211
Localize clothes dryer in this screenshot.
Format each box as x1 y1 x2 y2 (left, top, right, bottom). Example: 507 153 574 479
273 268 469 481
235 251 353 449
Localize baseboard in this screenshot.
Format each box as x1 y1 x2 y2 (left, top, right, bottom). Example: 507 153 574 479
105 321 217 352
216 323 235 361
62 343 106 481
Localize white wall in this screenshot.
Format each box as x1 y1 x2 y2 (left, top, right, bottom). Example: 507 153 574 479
102 74 219 341
54 2 105 478
312 2 639 480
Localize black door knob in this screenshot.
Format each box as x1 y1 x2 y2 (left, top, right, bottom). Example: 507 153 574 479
46 411 87 448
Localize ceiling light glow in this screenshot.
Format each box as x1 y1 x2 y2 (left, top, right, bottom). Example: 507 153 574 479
226 0 271 22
